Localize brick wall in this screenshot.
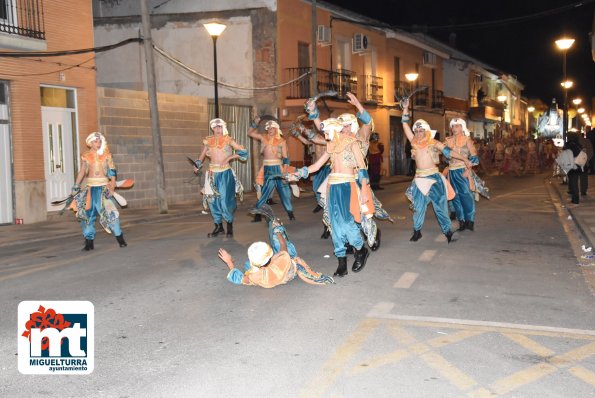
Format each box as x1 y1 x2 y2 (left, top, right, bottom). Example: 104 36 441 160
97 87 207 208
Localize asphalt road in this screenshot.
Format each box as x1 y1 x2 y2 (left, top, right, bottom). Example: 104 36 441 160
1 173 594 398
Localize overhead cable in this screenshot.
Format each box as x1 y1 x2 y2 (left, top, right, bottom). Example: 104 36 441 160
153 44 311 91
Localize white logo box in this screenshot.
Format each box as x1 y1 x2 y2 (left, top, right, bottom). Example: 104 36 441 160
18 301 94 375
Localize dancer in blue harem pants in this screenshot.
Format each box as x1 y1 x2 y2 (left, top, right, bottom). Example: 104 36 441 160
208 168 237 224
256 163 293 213
410 173 452 234
81 186 122 239
448 167 475 223
328 181 365 257
312 163 331 203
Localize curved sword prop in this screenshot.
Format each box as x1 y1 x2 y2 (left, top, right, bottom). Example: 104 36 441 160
394 86 428 110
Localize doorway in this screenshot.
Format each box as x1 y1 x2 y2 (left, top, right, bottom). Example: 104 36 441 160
0 81 13 224
41 86 78 211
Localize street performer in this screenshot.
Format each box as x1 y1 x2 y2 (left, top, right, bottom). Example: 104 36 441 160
70 132 127 251
444 118 479 231
291 118 373 277
195 118 247 238
248 117 295 221
401 100 472 243
218 205 334 287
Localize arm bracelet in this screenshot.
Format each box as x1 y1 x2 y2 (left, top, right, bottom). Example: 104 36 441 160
249 121 258 129
357 110 372 125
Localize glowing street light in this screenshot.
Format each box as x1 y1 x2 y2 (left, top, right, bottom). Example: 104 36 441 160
555 37 575 142
572 98 582 106
527 106 535 112
204 22 227 118
560 80 573 89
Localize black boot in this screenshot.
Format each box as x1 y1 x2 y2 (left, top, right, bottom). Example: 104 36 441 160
266 198 276 205
410 230 422 242
449 211 456 220
226 222 233 238
466 221 474 231
288 211 296 221
208 223 224 237
445 230 456 244
252 214 262 223
352 246 369 273
334 256 348 277
312 204 323 213
115 234 127 247
457 220 466 231
82 239 94 251
370 228 381 251
345 244 354 255
320 226 330 239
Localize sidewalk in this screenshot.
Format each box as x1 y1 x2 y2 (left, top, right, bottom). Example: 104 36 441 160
549 173 595 252
0 175 413 249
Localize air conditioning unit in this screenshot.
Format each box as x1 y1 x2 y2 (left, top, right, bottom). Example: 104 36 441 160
317 25 331 46
422 51 437 67
352 33 369 53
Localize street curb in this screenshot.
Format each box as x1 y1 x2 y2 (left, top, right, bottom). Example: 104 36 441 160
548 178 594 250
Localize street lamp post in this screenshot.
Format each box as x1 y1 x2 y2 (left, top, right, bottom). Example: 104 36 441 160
405 72 419 121
497 94 507 138
204 22 227 118
555 38 575 142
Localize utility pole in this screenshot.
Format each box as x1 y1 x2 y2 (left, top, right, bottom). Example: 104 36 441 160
140 0 168 213
311 0 318 97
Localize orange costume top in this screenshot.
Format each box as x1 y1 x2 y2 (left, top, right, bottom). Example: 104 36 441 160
227 251 333 288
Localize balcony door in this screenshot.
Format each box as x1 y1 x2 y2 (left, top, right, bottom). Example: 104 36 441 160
297 41 310 98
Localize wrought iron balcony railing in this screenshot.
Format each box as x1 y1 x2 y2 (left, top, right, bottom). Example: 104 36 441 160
285 67 357 100
0 0 45 40
362 75 383 104
431 89 444 109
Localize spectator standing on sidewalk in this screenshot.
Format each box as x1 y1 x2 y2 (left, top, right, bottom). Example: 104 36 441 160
564 132 585 206
576 131 593 196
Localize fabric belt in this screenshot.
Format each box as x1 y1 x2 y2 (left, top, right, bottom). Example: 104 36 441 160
415 167 439 177
263 159 282 166
87 177 109 187
328 173 355 184
209 164 231 172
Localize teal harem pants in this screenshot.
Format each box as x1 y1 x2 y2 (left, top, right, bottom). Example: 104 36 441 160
256 164 293 213
328 181 364 257
410 173 451 234
209 168 237 224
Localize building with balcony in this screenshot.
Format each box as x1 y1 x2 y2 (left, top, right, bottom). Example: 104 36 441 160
0 0 98 224
93 0 527 185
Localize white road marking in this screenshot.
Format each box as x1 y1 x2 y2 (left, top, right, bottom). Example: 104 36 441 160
366 302 595 337
418 250 437 262
394 272 419 288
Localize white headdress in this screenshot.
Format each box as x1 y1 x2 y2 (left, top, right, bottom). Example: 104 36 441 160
85 132 107 155
264 120 282 137
320 118 342 141
338 113 359 134
247 241 274 267
412 119 437 139
449 118 470 136
209 118 229 136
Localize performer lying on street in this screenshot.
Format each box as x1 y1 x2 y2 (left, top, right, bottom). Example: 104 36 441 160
195 118 247 238
291 118 373 277
247 117 295 221
401 100 472 243
218 205 334 287
70 132 127 251
444 118 479 231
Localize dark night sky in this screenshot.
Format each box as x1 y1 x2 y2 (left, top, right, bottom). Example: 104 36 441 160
322 0 595 106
